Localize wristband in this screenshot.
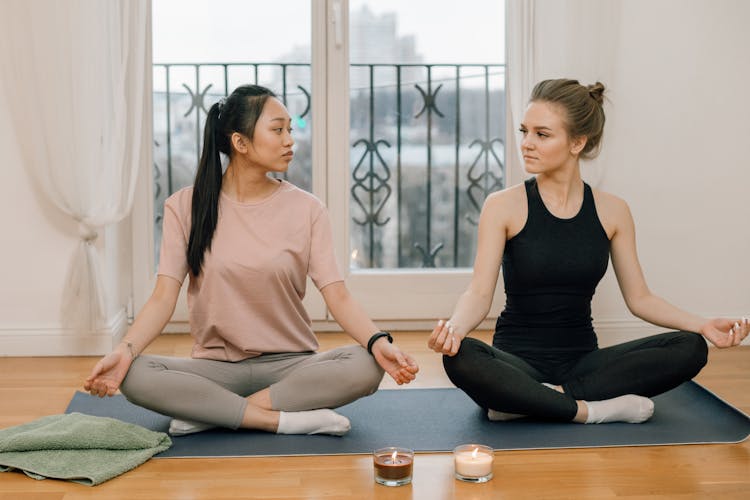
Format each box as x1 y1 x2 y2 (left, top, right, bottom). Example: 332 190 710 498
367 331 393 355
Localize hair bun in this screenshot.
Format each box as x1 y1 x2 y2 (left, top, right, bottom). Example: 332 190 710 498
587 82 605 105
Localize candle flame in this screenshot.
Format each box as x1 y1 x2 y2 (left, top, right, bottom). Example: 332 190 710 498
391 450 398 462
471 447 479 459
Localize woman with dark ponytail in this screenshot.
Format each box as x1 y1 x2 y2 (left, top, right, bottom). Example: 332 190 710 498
428 78 748 425
85 84 419 436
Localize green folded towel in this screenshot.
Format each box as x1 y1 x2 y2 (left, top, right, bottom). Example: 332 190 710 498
0 412 172 485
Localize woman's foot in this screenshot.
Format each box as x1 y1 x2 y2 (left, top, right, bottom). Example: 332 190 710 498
580 395 655 424
277 409 351 436
168 418 215 436
170 408 351 436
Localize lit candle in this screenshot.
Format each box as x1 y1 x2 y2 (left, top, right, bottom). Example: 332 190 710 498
453 444 494 482
373 447 414 486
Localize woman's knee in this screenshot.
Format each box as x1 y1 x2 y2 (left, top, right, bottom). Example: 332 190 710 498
442 337 488 386
338 345 384 397
678 332 708 376
119 355 162 405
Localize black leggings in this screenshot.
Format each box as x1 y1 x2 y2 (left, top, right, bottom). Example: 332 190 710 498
443 331 708 421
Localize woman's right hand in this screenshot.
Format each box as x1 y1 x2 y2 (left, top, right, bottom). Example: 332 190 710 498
427 319 464 356
700 317 749 348
83 344 134 397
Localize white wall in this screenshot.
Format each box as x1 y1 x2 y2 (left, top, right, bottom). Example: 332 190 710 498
1 0 747 355
532 0 750 345
599 0 749 334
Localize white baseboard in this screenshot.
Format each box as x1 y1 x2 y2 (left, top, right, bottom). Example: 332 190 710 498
162 321 190 334
0 308 128 356
3 313 746 356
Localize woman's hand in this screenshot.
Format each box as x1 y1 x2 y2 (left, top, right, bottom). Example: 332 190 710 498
427 319 464 356
371 340 419 385
700 317 749 348
83 344 134 397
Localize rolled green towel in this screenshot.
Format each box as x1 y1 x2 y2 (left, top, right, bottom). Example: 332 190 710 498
0 412 172 485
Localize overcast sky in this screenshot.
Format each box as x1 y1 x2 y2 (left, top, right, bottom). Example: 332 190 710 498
152 0 505 64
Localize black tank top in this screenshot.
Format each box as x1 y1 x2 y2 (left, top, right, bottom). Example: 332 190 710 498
493 177 610 357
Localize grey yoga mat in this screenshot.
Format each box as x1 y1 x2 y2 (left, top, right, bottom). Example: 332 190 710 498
65 382 750 458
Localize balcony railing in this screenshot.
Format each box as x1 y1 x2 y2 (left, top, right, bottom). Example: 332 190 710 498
152 62 506 269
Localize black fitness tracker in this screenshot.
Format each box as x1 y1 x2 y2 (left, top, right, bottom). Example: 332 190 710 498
367 331 393 354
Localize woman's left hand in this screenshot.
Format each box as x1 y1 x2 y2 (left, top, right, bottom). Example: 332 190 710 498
371 340 419 385
700 317 749 348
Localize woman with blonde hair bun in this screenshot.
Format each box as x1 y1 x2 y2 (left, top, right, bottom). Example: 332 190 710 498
429 78 748 424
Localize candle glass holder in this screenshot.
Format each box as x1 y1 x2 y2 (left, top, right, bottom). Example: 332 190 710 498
453 444 494 483
373 447 414 486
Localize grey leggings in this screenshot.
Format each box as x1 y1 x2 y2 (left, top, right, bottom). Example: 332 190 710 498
120 345 384 429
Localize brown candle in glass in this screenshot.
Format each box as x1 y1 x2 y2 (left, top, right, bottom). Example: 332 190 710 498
373 447 414 485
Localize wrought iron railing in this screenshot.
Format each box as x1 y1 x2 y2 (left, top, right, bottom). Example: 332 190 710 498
152 62 505 269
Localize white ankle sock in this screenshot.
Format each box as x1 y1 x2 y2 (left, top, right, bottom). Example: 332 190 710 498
487 409 525 421
584 395 655 424
169 418 216 436
277 409 351 436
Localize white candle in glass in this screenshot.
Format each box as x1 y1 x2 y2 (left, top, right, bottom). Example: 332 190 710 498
454 445 494 478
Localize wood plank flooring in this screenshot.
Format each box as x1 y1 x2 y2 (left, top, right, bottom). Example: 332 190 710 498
1 331 748 499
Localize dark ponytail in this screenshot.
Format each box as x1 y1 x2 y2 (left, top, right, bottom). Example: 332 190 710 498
187 85 277 276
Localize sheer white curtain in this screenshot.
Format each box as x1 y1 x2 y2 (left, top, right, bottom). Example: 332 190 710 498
506 0 536 184
0 0 150 332
506 0 621 185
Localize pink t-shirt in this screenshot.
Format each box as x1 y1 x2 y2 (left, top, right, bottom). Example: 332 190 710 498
158 180 343 361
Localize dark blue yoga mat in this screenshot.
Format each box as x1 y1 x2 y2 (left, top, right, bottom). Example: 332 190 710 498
65 382 750 458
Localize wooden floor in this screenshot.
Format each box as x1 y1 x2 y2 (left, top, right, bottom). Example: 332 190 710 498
1 331 748 499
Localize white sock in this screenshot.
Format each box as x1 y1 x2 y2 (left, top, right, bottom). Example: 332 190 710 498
487 409 525 421
584 395 655 424
277 409 351 436
169 418 216 436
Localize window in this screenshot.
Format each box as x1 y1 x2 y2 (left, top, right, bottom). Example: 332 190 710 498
141 0 506 323
348 1 506 269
